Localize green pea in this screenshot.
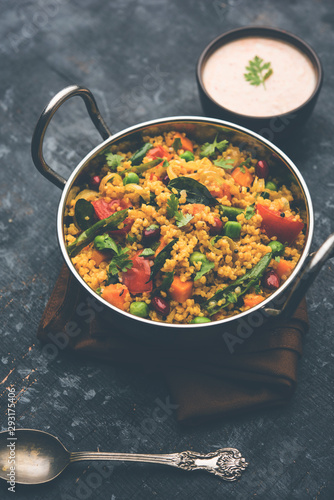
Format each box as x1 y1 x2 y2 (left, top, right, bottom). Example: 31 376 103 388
268 240 285 257
223 221 241 239
180 151 195 162
94 235 105 247
190 317 211 324
189 252 206 264
265 181 277 191
123 172 140 185
129 301 149 318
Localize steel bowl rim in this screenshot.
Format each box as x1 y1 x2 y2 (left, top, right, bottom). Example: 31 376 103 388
57 115 314 330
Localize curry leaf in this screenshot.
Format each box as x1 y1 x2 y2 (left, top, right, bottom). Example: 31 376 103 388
172 137 182 152
74 199 95 230
130 143 153 165
168 177 218 206
149 239 178 281
156 271 175 294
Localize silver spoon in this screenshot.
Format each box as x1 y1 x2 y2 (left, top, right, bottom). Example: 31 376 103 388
0 429 248 484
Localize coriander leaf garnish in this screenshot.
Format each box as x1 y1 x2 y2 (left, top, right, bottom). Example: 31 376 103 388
166 193 194 228
105 153 124 170
244 55 273 89
172 137 182 152
200 135 229 158
244 204 255 220
175 212 193 228
108 247 133 276
94 233 118 253
226 291 238 304
213 158 235 170
166 193 179 218
238 157 252 173
194 257 215 281
104 242 133 281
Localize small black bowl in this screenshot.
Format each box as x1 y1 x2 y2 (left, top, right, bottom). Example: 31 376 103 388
196 26 323 145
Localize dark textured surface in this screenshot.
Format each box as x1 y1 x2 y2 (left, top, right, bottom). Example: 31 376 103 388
1 0 334 498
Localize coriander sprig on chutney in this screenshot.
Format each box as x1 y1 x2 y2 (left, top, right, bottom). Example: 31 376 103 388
244 55 273 89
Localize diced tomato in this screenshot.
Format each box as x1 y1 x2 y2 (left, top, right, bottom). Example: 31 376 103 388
92 198 131 220
173 132 194 152
109 217 134 237
257 204 304 245
122 254 153 295
147 147 171 178
92 198 133 237
92 199 114 220
146 146 171 161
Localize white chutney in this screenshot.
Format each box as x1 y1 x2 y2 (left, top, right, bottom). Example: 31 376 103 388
202 36 317 117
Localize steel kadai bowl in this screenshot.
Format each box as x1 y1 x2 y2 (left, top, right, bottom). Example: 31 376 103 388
32 86 334 343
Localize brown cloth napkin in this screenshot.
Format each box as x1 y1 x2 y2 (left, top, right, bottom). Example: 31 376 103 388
38 264 309 424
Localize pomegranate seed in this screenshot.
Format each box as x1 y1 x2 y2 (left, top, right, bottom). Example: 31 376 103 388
255 160 269 179
142 225 160 245
90 175 101 189
151 296 170 316
209 217 223 235
263 269 280 290
161 174 169 185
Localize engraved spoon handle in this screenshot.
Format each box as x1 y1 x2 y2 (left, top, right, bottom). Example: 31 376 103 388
70 448 248 481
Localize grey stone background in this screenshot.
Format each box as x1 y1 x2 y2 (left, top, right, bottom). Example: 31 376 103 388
0 0 333 498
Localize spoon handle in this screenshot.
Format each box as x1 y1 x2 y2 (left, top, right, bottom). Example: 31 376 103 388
70 448 248 481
